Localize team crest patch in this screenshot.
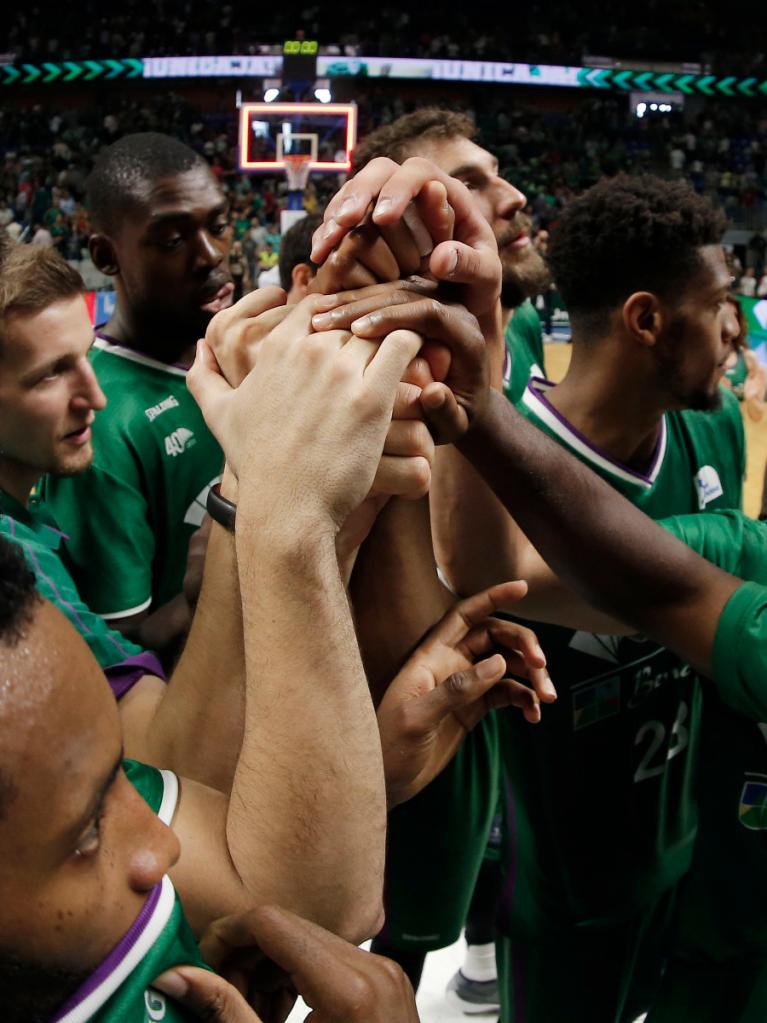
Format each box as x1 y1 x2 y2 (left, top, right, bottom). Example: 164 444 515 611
738 775 767 831
695 465 724 509
572 676 621 730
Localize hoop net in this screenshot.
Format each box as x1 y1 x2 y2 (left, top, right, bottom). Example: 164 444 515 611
284 154 312 191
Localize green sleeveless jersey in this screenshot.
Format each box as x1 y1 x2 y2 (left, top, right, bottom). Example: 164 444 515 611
50 761 206 1022
0 489 163 697
499 379 745 934
44 337 223 618
658 511 767 963
502 300 545 405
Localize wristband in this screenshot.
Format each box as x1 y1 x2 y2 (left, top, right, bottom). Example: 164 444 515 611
206 482 237 532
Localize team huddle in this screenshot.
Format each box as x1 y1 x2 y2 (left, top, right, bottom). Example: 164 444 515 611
1 107 767 1023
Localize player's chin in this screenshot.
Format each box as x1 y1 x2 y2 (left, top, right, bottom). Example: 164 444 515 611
53 444 95 478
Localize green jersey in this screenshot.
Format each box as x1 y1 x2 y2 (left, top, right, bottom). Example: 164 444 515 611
502 300 545 405
657 511 767 964
50 761 206 1022
0 488 163 697
45 337 223 618
499 379 745 933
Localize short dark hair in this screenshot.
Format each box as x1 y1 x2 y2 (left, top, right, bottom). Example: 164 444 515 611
0 536 40 647
87 132 210 234
279 213 322 290
352 108 476 174
547 174 727 334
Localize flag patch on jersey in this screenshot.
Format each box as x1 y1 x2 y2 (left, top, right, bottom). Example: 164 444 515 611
572 676 621 730
739 777 767 830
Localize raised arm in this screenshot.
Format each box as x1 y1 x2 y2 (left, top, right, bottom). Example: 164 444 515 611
166 300 424 943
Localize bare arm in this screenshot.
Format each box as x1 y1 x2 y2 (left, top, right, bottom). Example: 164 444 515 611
456 390 741 676
167 300 424 943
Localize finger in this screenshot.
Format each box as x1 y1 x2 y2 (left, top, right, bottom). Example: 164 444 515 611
393 379 425 420
349 302 483 370
429 239 500 299
414 180 454 247
378 216 424 276
153 966 261 1022
486 618 547 670
420 382 468 444
407 655 509 732
383 418 435 461
372 455 431 499
186 340 233 422
313 277 438 315
484 678 543 724
364 329 424 401
311 286 431 332
401 354 436 391
238 906 366 1010
423 581 530 650
312 157 401 262
206 286 287 345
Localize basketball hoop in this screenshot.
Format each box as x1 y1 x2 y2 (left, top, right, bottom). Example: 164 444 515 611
284 154 312 192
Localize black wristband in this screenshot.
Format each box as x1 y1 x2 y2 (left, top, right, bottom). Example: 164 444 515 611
206 482 237 532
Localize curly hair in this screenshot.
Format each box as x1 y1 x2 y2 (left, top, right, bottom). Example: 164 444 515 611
547 174 727 334
351 107 476 175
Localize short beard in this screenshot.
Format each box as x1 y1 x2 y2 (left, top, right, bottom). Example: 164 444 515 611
0 949 92 1023
500 250 551 310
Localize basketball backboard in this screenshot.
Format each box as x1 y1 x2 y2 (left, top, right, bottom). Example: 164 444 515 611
238 102 357 173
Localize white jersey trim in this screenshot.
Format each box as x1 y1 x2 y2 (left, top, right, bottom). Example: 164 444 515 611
522 378 668 491
97 596 152 620
158 769 179 825
53 875 176 1023
93 338 189 378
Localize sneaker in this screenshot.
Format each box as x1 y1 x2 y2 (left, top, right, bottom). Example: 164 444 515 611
445 969 500 1014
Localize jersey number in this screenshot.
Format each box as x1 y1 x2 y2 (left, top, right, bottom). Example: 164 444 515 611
633 701 689 783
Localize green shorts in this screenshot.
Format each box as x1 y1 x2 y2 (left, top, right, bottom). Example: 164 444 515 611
497 888 677 1023
378 713 501 951
647 956 767 1023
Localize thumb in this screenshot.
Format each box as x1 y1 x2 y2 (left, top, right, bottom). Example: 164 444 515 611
413 655 508 730
420 382 469 444
186 340 234 425
153 966 261 1022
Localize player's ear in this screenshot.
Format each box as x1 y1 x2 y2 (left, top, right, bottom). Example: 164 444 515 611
291 263 315 301
623 291 661 348
90 234 119 277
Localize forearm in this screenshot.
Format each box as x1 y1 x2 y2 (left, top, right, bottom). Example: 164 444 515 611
228 494 387 942
351 496 454 702
430 443 528 595
143 471 245 791
458 391 741 672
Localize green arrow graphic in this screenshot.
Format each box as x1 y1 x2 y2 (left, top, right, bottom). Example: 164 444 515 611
42 62 61 83
718 76 736 96
613 70 634 89
634 71 654 90
84 60 103 81
577 68 595 86
63 61 82 82
698 75 716 95
22 63 41 84
654 73 675 91
2 65 21 85
674 74 695 95
738 77 757 97
759 81 767 96
104 59 123 79
125 58 143 78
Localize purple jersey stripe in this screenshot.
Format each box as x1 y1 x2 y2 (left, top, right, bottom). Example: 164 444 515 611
525 377 667 486
105 652 167 700
49 883 163 1021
